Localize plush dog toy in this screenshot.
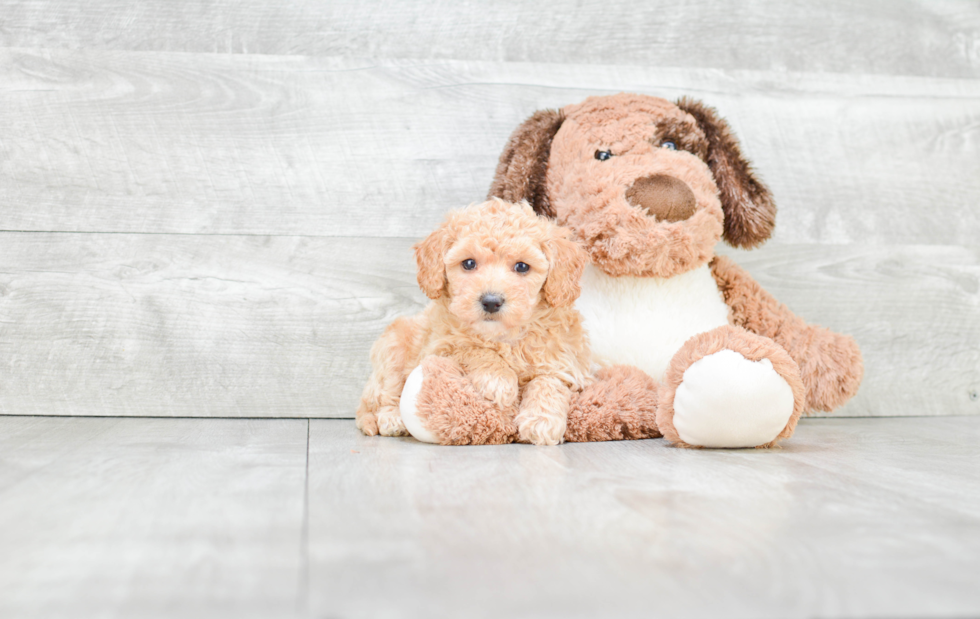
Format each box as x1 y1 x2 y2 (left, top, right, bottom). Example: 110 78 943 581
484 92 864 448
357 198 660 445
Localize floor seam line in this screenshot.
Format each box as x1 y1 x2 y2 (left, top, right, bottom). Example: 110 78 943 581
298 418 311 616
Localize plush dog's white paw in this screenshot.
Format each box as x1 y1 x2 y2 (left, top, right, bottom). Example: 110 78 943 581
673 349 795 448
399 365 439 444
377 406 410 437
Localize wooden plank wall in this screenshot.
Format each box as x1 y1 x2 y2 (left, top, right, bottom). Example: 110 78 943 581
0 1 977 418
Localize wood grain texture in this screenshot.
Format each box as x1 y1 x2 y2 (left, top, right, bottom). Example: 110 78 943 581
3 416 978 617
0 233 428 418
0 233 975 418
720 243 980 418
1 49 978 244
0 6 977 423
0 416 308 619
307 417 980 619
0 1 978 79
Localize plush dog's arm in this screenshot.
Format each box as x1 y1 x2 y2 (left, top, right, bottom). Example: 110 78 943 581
709 256 863 413
516 375 571 446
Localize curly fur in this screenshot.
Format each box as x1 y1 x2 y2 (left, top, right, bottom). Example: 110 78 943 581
356 199 592 445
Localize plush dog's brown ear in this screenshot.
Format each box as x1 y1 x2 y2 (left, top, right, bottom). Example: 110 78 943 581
413 221 453 300
676 97 776 248
488 109 564 218
542 233 588 308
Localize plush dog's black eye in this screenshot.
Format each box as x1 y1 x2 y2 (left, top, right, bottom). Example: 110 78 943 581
594 150 613 161
514 262 530 274
461 259 477 270
661 141 677 150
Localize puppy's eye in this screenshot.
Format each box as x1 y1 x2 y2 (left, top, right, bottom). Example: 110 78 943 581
594 150 613 161
461 259 477 271
514 262 530 274
661 141 677 150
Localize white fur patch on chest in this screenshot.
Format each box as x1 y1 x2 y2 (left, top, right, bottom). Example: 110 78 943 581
575 264 731 382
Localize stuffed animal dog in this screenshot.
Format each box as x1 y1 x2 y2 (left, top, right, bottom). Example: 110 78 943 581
488 93 864 448
356 198 660 446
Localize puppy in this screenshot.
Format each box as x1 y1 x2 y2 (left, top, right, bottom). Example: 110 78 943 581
356 198 591 445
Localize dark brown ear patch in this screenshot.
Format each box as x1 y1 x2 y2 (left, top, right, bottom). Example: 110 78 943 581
487 109 564 218
676 97 776 248
654 117 708 160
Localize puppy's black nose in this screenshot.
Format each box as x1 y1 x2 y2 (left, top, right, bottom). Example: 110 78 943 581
480 293 505 314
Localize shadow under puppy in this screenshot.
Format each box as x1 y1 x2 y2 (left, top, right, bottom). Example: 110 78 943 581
356 198 659 445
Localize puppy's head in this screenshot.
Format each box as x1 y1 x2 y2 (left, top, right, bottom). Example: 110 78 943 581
489 93 776 278
414 199 587 336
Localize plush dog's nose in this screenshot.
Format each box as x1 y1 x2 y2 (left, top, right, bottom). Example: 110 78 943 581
480 293 505 314
626 174 697 222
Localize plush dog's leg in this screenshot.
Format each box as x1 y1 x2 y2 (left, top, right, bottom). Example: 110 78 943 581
515 376 571 445
656 325 805 449
564 365 661 442
711 256 863 413
400 356 519 445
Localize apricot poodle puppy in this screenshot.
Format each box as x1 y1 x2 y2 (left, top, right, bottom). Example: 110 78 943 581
356 198 590 445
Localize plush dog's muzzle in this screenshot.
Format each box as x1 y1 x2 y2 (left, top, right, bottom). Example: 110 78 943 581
625 174 698 223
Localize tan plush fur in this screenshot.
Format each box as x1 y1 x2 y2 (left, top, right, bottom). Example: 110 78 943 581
413 355 519 445
710 256 864 412
564 365 662 442
356 199 593 446
544 94 725 279
488 92 865 447
656 325 806 449
411 359 663 445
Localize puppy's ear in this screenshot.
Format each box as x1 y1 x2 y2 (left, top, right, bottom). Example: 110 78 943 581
542 232 588 308
676 97 776 248
488 109 564 218
413 221 453 300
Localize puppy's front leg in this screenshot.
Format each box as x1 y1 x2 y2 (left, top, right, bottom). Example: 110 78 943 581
357 316 419 437
376 406 410 437
516 376 571 446
468 366 520 409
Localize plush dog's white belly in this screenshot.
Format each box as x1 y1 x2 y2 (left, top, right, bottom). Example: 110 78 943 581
575 264 731 382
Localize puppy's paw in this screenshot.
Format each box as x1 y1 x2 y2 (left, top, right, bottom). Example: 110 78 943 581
356 413 379 436
377 406 410 437
469 370 519 408
516 411 567 446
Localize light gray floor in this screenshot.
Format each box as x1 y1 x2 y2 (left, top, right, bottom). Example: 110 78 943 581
1 416 978 619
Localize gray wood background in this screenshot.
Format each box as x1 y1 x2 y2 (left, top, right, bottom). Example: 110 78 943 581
0 1 978 418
